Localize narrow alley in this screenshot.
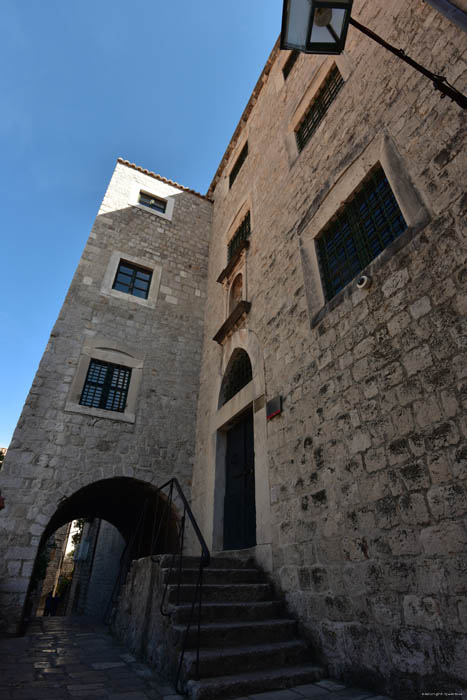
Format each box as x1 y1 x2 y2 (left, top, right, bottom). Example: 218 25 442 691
0 617 393 700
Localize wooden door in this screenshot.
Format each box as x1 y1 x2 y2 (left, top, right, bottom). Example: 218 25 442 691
223 408 256 550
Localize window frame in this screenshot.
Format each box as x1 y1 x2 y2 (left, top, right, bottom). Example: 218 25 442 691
316 165 408 301
229 141 249 189
137 191 167 214
79 359 132 413
295 65 344 153
282 49 300 80
101 251 162 309
65 338 144 424
112 260 153 300
299 133 430 325
285 55 352 167
128 182 175 222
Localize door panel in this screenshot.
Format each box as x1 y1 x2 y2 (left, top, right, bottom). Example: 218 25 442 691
223 408 256 550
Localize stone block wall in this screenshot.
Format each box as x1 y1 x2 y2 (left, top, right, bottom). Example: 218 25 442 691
82 519 125 620
192 0 467 695
0 160 212 632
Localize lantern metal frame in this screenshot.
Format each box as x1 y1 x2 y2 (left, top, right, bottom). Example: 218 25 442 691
280 0 467 109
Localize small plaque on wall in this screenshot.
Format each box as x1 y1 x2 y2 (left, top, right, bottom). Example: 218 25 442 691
266 396 282 420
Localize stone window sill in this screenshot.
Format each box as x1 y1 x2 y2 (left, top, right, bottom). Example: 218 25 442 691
64 401 136 424
217 240 250 284
213 301 251 345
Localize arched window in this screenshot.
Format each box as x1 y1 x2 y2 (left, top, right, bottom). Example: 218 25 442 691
219 349 253 407
229 274 243 314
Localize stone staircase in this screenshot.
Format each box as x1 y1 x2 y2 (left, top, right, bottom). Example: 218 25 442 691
161 554 325 700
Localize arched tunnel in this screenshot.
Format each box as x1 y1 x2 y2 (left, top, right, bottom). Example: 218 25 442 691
23 477 181 628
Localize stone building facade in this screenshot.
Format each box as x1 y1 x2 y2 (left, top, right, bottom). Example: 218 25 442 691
0 0 466 696
0 159 212 632
190 1 467 694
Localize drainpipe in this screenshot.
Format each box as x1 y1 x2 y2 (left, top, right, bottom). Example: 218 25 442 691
423 0 467 32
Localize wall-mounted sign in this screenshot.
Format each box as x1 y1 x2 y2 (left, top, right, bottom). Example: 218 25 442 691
266 396 282 420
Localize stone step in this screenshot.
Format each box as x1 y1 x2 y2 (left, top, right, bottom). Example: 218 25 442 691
162 567 265 585
158 554 255 570
172 600 284 625
182 639 310 679
185 663 326 700
173 618 297 649
167 582 272 604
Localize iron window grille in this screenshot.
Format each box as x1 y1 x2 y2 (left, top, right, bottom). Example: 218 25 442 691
79 360 132 413
220 350 253 406
112 260 153 299
138 191 167 213
227 212 251 262
317 166 408 301
283 50 300 80
296 65 344 152
229 142 249 188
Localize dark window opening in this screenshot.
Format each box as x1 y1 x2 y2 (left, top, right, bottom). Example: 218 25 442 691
228 212 251 262
283 50 300 80
229 142 249 188
112 260 153 299
317 166 408 301
220 350 253 406
138 191 167 213
296 65 344 153
79 360 132 413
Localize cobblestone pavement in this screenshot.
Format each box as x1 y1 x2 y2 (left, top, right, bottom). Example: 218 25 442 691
0 617 392 700
0 617 183 700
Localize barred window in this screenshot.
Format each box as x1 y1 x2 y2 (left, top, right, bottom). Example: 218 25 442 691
228 212 251 262
229 142 248 188
283 50 299 80
296 65 344 152
220 350 253 406
112 261 152 299
317 166 408 301
79 360 132 413
138 191 167 213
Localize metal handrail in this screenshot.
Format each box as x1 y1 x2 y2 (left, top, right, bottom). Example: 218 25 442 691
151 478 210 692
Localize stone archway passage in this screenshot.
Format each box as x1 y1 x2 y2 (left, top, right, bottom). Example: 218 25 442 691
22 477 180 632
42 477 179 559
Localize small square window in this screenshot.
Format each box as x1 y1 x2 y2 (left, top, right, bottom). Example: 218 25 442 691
79 360 131 413
317 166 408 301
138 191 167 213
112 261 153 300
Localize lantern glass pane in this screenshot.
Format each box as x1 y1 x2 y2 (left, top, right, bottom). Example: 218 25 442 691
285 0 312 49
310 8 345 43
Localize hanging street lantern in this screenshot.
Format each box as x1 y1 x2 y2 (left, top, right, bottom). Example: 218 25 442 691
280 0 467 109
281 0 353 54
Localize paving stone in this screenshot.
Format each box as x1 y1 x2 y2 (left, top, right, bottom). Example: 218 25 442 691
108 692 153 700
335 691 375 700
316 680 347 691
249 690 303 700
291 684 337 697
91 661 127 669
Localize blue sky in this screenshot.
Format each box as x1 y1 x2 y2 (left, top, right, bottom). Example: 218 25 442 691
0 0 283 447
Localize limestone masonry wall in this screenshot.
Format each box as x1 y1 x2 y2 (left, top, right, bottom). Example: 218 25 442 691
0 161 212 632
192 0 467 695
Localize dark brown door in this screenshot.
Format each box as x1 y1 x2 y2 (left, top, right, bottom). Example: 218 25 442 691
223 408 256 550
